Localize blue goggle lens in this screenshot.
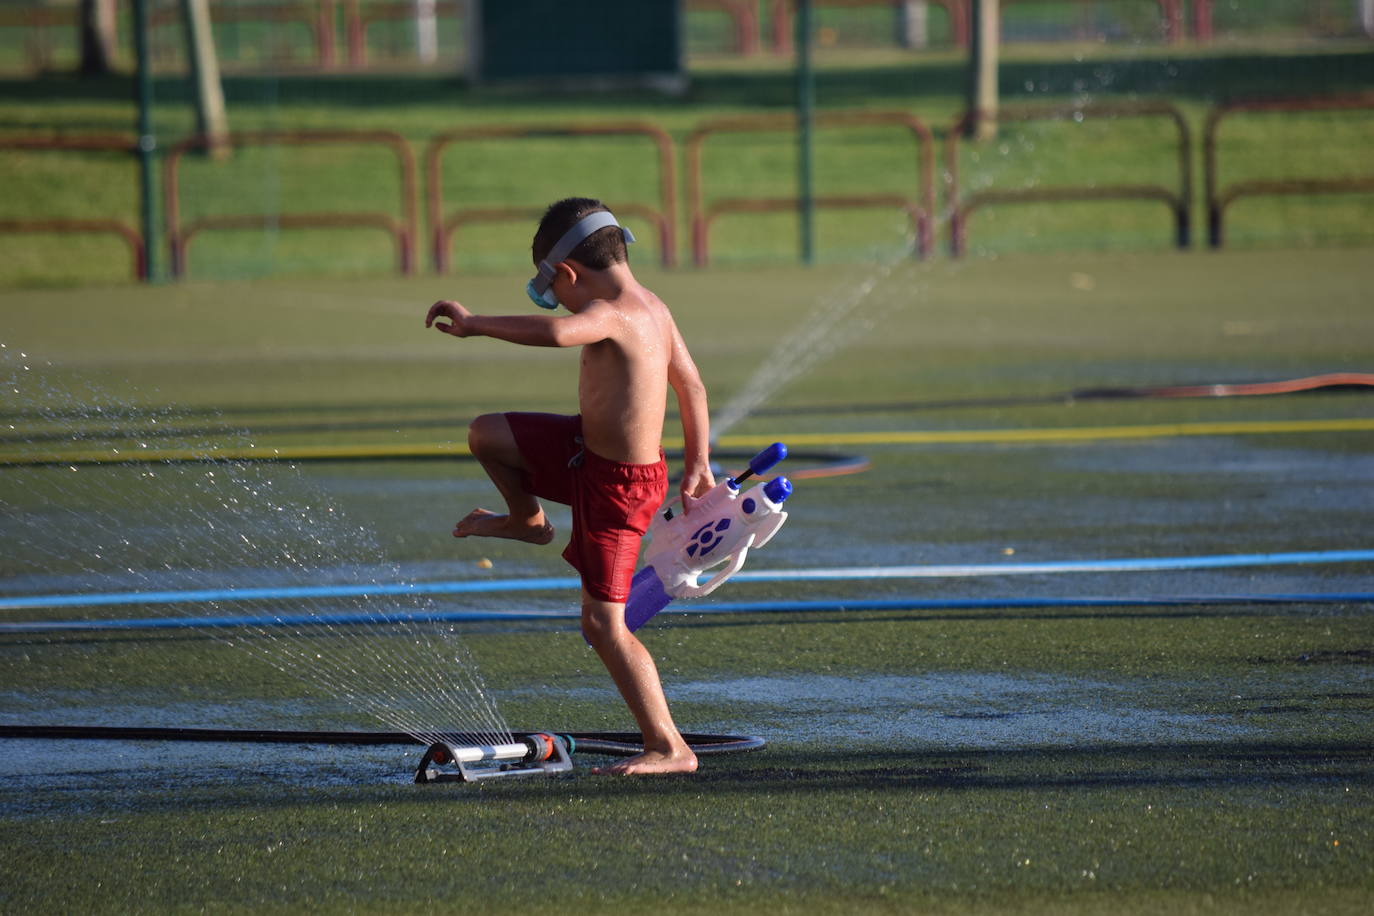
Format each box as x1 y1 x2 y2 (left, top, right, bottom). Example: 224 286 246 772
525 279 558 310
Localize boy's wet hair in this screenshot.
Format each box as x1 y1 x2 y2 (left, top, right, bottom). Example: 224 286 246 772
532 197 629 269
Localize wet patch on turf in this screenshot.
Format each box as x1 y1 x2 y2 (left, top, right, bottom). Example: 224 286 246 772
673 671 1252 749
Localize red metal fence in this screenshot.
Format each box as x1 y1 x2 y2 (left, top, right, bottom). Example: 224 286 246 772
686 111 935 266
341 0 462 66
0 135 147 280
946 102 1192 256
1002 0 1185 43
1204 94 1374 248
149 0 338 68
689 0 763 55
765 0 1191 53
163 129 417 278
425 123 677 272
766 0 969 52
9 96 1373 281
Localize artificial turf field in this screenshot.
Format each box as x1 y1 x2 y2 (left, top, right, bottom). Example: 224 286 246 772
1 247 1373 912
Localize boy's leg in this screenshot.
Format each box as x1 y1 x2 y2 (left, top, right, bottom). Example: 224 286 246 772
455 413 554 543
581 589 698 776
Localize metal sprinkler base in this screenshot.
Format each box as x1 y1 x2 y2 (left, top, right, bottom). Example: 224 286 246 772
414 732 574 783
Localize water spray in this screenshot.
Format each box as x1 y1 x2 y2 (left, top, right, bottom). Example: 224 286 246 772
710 254 906 441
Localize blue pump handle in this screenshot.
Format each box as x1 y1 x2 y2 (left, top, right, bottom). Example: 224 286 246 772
763 476 793 504
664 441 787 523
737 442 787 484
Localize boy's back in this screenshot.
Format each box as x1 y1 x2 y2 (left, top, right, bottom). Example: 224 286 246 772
573 284 677 466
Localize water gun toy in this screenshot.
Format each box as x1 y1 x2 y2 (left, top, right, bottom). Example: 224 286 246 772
625 442 793 632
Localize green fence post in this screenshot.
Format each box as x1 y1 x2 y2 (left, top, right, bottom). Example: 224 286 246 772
795 0 815 265
132 0 157 282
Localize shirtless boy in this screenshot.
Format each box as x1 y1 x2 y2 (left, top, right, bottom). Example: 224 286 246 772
424 197 714 776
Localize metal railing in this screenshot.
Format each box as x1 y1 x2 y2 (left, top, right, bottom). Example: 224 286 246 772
0 135 146 280
946 102 1192 256
163 129 417 277
425 122 677 272
1204 94 1374 248
685 110 935 266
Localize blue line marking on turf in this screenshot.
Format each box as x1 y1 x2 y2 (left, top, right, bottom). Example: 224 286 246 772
2 593 1372 633
2 549 1372 613
0 577 581 611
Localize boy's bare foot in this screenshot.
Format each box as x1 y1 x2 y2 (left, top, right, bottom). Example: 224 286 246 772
452 508 554 545
592 747 699 776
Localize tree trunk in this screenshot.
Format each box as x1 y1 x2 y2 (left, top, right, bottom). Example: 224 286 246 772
967 0 1000 140
182 0 230 158
79 0 118 75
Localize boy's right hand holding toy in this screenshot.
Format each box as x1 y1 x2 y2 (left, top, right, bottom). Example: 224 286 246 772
678 459 715 514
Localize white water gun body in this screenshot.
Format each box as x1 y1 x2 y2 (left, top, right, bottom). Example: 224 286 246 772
642 476 791 599
625 443 792 632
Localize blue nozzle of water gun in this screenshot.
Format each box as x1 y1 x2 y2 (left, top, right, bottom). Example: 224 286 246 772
747 442 788 478
763 476 792 504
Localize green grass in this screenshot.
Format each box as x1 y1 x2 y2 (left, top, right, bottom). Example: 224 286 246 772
2 248 1373 911
2 42 1374 285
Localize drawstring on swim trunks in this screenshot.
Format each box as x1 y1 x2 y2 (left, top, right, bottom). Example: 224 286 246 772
568 436 585 468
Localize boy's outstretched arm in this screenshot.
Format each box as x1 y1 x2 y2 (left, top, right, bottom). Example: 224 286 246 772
426 300 612 348
667 319 715 507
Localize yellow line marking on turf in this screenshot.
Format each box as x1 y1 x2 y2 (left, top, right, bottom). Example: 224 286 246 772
1 442 472 466
709 417 1374 449
3 418 1372 465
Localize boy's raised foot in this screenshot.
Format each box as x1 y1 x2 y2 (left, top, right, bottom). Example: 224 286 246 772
452 508 554 544
593 747 699 777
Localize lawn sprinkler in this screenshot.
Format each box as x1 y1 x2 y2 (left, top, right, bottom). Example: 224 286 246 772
414 732 573 783
625 442 793 632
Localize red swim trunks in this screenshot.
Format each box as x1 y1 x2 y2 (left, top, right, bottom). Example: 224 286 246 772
505 412 668 603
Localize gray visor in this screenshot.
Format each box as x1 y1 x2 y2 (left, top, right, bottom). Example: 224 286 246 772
528 210 636 296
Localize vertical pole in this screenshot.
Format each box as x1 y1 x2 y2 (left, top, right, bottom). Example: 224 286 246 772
181 0 229 157
414 0 438 63
795 0 815 265
967 0 999 140
466 0 484 81
1194 0 1215 42
898 0 928 49
132 0 157 282
79 0 118 75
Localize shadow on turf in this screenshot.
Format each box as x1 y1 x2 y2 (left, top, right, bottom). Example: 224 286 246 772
0 600 1350 651
9 387 1365 446
5 738 1368 818
520 739 1374 802
4 597 1362 652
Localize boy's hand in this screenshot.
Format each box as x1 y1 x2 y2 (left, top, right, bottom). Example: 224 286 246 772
679 464 716 515
426 300 474 337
